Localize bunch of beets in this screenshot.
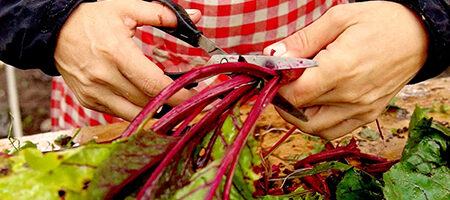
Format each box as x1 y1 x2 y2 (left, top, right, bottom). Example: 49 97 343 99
97 61 396 199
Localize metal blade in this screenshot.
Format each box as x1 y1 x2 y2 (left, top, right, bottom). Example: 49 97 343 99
198 35 227 55
272 94 308 122
206 55 317 70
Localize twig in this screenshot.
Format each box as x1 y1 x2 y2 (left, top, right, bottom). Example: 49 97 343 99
375 119 384 140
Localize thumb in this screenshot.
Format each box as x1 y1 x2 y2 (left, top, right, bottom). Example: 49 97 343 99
123 0 201 27
263 6 354 58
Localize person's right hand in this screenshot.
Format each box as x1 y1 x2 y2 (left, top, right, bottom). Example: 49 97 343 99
263 1 427 140
54 0 201 121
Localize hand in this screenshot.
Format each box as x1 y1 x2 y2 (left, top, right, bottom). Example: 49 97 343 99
263 1 428 139
54 0 201 121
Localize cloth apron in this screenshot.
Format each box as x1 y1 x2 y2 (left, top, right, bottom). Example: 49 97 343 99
51 0 346 131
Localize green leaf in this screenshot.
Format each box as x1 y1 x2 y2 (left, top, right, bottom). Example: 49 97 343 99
154 105 261 200
285 161 352 180
285 153 310 164
258 187 323 200
0 143 113 200
6 140 37 155
383 164 450 200
382 106 450 200
431 122 450 137
171 160 222 200
87 130 178 199
359 127 380 141
439 104 449 114
409 106 428 131
335 168 384 200
311 142 326 155
386 97 400 110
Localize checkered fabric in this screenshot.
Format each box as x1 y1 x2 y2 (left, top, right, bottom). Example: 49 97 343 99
51 0 347 131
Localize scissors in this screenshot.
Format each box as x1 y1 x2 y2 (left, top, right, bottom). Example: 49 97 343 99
149 0 317 121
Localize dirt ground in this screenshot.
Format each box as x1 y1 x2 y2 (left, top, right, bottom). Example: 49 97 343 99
0 66 52 138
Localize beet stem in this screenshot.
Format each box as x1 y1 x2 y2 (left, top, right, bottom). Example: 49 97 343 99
152 75 255 134
137 84 255 200
195 111 230 168
121 63 276 138
294 139 359 168
207 77 281 200
294 138 388 169
263 126 297 158
171 102 206 137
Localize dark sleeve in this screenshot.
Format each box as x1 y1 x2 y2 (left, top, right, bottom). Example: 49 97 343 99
0 0 95 76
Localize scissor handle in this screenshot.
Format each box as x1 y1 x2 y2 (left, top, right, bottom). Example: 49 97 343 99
148 0 202 47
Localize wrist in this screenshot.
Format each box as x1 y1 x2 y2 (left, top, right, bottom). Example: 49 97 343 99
383 0 450 82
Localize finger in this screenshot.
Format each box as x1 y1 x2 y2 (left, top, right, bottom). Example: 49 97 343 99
95 91 143 121
314 118 363 140
102 67 150 107
123 0 201 27
263 5 356 58
276 47 341 108
279 46 359 107
113 37 195 106
277 104 359 136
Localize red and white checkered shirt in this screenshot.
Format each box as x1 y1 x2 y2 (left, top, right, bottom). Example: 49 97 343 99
51 0 347 131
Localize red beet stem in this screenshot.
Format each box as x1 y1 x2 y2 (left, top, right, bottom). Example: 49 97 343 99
357 152 388 163
362 160 398 173
121 62 276 138
152 75 255 134
223 149 240 200
294 138 388 169
137 84 255 200
294 139 359 168
171 102 207 137
208 77 281 200
299 164 330 199
263 126 297 158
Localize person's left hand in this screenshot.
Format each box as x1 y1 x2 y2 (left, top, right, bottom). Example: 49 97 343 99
54 0 201 121
263 1 428 140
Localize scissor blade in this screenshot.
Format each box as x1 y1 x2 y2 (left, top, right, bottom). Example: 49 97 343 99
272 94 308 122
206 55 318 70
198 35 227 55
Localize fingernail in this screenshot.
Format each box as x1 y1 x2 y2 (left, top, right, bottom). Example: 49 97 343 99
266 42 286 56
185 9 199 15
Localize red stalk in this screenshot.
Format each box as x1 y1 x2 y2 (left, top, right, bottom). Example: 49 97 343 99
171 102 206 137
208 77 281 200
152 75 255 134
196 88 257 169
298 164 330 199
357 152 388 163
137 84 255 200
301 175 324 194
294 139 359 168
121 63 276 138
195 111 230 168
262 127 297 158
294 138 388 169
362 160 398 173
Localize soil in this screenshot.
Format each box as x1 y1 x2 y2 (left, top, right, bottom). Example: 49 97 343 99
0 65 52 138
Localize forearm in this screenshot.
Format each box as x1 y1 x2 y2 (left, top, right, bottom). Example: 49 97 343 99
0 0 94 75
